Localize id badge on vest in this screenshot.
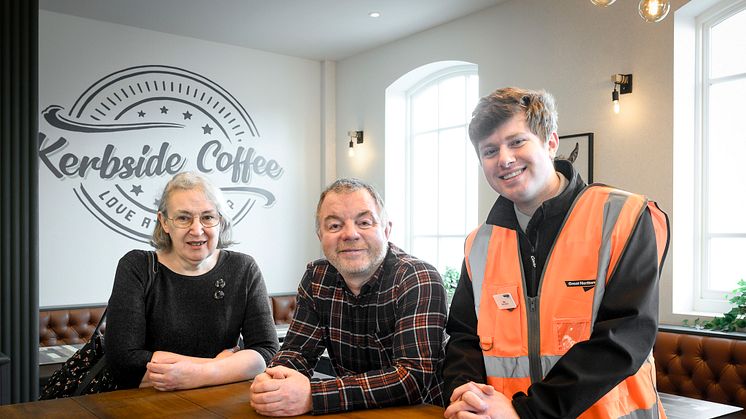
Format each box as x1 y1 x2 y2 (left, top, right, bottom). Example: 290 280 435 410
493 292 517 310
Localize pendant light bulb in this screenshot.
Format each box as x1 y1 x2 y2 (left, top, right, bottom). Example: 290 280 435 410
590 0 617 6
348 139 355 157
638 0 670 23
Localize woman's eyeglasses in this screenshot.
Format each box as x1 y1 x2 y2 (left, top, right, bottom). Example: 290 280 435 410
166 213 221 229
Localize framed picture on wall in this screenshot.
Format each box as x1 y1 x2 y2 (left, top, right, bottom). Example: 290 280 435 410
557 132 594 183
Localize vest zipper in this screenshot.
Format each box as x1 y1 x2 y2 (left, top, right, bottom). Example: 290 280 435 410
527 254 542 384
519 227 544 385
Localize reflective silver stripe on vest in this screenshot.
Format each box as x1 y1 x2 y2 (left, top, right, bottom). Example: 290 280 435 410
616 358 661 419
591 191 631 328
540 354 562 377
484 354 563 378
468 224 494 318
617 402 659 419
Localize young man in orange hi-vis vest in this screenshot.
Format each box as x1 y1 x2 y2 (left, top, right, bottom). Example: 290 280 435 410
442 87 670 419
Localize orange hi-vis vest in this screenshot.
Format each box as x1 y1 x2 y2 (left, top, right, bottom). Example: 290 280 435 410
465 185 670 419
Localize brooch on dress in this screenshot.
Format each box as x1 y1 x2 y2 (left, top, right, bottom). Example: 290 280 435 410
214 278 225 300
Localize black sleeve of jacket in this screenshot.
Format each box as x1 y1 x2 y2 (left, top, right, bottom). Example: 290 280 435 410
442 260 487 401
512 209 663 419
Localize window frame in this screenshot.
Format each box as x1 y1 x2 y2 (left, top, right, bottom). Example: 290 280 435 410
403 65 478 271
693 0 746 311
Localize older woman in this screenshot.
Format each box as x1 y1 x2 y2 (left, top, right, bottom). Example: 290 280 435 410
106 172 279 391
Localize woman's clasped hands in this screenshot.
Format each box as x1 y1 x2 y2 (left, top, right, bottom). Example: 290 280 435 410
141 348 240 391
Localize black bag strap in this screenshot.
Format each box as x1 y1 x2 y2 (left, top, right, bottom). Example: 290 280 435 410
74 307 113 396
73 353 109 396
92 250 158 336
145 250 158 298
62 251 160 398
93 308 107 337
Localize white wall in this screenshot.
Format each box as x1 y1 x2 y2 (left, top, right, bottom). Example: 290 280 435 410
335 0 687 324
39 11 321 306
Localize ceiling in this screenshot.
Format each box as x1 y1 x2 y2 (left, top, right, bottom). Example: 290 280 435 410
39 0 504 61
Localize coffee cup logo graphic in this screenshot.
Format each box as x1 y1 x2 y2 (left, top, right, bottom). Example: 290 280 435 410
39 65 283 243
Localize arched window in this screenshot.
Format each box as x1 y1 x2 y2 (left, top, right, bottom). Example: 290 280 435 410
674 0 746 314
386 62 479 274
697 2 746 305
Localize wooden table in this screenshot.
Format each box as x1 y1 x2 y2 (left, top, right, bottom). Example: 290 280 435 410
659 393 744 418
0 381 445 418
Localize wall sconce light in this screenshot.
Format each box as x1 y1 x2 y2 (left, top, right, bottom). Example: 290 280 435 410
347 130 363 157
590 0 670 23
611 74 632 114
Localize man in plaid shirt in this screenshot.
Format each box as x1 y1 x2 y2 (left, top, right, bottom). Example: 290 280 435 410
250 178 447 415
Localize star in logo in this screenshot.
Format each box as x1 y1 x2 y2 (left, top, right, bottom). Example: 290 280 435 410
160 106 169 114
202 124 213 134
183 111 193 120
130 184 144 196
137 110 146 117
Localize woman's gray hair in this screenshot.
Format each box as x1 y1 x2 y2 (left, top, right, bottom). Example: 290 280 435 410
151 172 235 250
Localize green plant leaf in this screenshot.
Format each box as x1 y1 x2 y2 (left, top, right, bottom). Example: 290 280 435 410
687 278 746 332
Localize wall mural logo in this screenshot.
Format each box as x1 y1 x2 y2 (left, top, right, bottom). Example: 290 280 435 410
39 65 283 243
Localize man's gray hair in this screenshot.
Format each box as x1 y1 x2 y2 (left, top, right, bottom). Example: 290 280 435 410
315 178 387 232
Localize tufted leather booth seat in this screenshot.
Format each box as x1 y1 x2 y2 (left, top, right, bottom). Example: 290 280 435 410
40 294 298 347
268 294 296 325
654 327 746 408
39 305 107 347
